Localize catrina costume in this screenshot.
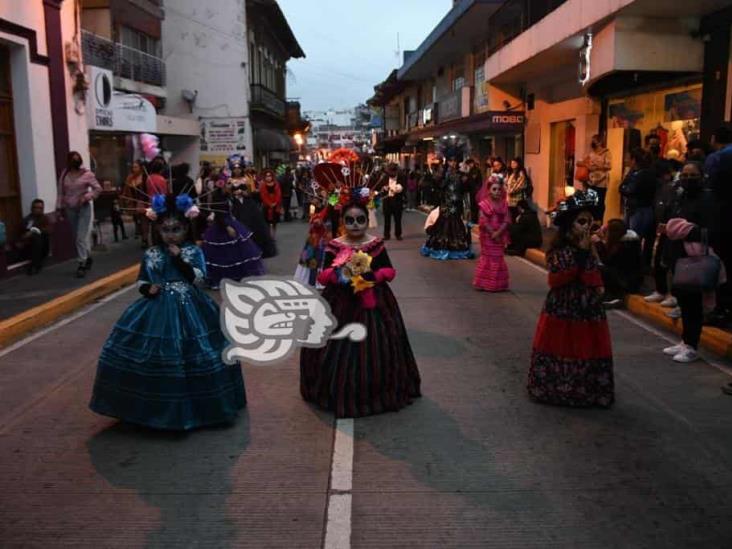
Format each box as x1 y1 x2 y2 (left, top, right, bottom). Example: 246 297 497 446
527 189 614 408
300 162 422 418
89 193 246 430
294 200 332 288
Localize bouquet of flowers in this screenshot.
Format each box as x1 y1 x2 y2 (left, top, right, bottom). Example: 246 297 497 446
333 249 378 308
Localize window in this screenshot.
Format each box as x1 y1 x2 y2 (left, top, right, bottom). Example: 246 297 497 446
453 77 465 91
119 26 160 57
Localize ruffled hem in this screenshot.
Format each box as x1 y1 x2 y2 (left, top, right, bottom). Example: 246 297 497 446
420 245 474 260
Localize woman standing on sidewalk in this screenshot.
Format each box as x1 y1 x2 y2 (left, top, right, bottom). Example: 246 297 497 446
527 189 614 408
123 160 150 248
473 175 510 292
55 151 102 278
260 169 283 240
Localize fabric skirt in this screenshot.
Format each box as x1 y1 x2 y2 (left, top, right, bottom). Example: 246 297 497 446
527 286 614 408
300 284 421 418
473 230 509 291
89 286 246 430
421 212 473 260
202 219 265 287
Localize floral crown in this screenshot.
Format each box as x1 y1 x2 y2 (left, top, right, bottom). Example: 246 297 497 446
145 193 200 221
314 161 381 208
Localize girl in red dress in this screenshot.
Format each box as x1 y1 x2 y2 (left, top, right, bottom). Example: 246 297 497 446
473 174 511 292
259 169 283 239
527 189 614 407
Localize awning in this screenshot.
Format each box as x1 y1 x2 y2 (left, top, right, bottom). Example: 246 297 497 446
253 128 296 152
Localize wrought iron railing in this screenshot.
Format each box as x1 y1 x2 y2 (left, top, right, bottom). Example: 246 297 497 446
486 0 569 56
250 84 286 119
82 30 166 87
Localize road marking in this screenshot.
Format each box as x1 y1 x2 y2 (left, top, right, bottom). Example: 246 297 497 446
515 255 732 378
324 418 354 548
0 285 136 359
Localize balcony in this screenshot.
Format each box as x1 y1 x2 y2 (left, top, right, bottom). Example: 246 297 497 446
486 0 569 56
250 84 286 119
82 30 165 87
407 111 419 130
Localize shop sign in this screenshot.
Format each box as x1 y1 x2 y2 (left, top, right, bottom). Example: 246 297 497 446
488 111 525 132
200 118 248 155
87 66 156 133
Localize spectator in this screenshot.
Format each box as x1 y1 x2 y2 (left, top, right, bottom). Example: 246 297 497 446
406 170 419 211
506 158 530 222
55 151 102 278
578 134 612 221
662 161 721 363
278 166 295 221
171 163 195 198
146 158 168 196
15 199 50 275
506 200 542 256
123 160 149 248
110 199 127 242
595 219 643 308
619 148 656 270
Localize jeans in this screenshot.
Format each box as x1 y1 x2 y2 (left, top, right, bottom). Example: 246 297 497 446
65 203 93 264
628 207 654 268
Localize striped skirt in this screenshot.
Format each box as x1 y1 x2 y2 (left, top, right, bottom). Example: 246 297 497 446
473 230 509 291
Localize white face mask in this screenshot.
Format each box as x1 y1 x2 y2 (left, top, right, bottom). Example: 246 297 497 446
343 208 368 237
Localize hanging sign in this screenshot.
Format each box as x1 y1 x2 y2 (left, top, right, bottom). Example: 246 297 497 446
87 66 156 132
200 118 248 155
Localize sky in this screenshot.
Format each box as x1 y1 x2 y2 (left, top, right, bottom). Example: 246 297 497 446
278 0 451 112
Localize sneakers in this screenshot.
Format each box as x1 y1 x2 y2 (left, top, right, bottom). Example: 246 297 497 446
659 296 678 308
673 345 699 363
603 299 622 309
665 307 682 319
644 291 665 303
663 342 685 356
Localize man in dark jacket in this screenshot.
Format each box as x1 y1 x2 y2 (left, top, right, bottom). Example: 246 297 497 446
278 166 295 221
15 199 50 275
620 148 657 269
379 163 406 240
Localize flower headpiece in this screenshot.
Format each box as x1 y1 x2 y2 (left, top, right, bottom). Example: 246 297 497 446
145 193 200 221
313 160 381 208
550 188 599 227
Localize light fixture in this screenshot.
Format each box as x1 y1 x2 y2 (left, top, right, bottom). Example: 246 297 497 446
182 89 198 113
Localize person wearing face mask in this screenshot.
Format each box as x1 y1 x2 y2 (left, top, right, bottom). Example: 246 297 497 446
660 161 721 363
89 193 246 430
300 176 421 418
619 148 657 270
55 151 102 278
473 175 511 292
527 189 614 408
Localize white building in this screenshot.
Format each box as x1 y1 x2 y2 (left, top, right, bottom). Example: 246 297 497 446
162 0 253 169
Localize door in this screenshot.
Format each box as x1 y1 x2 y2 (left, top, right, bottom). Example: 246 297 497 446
0 46 22 244
549 120 575 206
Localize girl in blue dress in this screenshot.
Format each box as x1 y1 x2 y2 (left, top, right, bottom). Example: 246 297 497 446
89 193 246 430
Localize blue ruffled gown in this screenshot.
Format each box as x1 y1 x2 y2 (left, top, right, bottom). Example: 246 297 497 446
420 172 474 260
89 243 246 430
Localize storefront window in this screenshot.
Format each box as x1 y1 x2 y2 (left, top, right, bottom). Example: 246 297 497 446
89 132 134 190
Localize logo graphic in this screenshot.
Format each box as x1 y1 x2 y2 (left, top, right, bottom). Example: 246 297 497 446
94 72 112 108
220 277 367 365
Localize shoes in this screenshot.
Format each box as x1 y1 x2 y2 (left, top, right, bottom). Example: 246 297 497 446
659 296 678 308
644 291 665 303
673 345 699 363
85 257 93 270
666 307 682 319
603 299 622 309
396 236 403 241
76 264 86 278
663 342 685 356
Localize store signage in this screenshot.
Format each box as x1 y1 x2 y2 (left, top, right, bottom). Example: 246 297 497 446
87 66 156 133
200 118 248 155
488 111 525 131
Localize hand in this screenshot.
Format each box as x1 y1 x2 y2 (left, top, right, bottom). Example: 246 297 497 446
149 284 161 296
168 244 181 257
226 226 237 238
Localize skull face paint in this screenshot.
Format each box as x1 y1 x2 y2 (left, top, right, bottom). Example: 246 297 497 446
343 206 368 238
159 218 187 246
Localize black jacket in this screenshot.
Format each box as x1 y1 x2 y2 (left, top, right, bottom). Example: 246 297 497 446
620 168 656 211
667 187 720 269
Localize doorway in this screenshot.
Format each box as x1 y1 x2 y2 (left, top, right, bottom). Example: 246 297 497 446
549 120 575 206
0 45 21 243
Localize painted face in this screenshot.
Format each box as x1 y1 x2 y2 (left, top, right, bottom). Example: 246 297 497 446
571 211 594 239
159 218 187 245
490 183 502 199
343 206 368 238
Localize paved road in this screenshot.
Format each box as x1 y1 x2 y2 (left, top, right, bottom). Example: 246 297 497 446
1 213 731 548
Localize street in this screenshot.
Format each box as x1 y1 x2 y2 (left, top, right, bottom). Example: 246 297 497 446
1 212 732 548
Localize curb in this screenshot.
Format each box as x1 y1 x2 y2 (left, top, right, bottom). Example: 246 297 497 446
0 264 138 349
519 248 732 361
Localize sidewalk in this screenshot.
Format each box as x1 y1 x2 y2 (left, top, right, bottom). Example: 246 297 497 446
0 221 141 347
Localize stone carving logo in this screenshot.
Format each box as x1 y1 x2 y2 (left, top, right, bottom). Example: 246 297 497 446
220 277 367 365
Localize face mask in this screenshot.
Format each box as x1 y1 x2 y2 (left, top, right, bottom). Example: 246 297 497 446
70 159 82 169
681 176 702 191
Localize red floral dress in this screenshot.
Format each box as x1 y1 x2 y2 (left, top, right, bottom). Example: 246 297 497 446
527 245 614 407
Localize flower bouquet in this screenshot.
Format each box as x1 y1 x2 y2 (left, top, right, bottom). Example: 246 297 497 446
333 249 378 308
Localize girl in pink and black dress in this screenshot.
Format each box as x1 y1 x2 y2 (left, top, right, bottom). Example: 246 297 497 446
300 162 421 418
527 189 614 408
473 175 511 292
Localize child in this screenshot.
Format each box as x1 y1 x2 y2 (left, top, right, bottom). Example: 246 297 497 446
300 163 421 417
473 175 511 292
111 198 127 242
294 189 332 287
89 193 246 430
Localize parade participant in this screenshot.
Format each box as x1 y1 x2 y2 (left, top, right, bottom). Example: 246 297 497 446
201 185 265 290
300 162 421 418
294 187 332 288
260 169 283 239
527 189 614 408
420 157 474 260
89 193 246 430
379 163 405 240
473 175 510 292
229 171 277 258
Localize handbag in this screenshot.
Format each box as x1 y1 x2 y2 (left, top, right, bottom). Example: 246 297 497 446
575 164 590 183
672 229 721 292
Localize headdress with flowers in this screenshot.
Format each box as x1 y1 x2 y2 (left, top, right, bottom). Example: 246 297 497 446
313 156 383 209
550 188 599 227
145 192 200 222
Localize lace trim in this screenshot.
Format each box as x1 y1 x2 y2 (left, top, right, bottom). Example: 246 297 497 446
205 255 263 268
